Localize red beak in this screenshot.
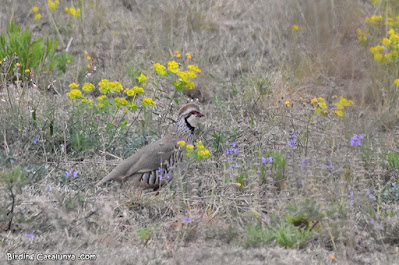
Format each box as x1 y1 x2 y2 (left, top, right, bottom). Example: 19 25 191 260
197 112 204 117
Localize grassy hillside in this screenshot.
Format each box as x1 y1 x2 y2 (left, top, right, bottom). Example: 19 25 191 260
1 0 399 264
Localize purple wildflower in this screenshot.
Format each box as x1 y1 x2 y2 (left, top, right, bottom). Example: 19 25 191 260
348 185 351 191
65 171 71 177
351 134 364 146
350 192 353 197
159 175 163 180
182 217 192 223
166 173 170 179
32 138 38 144
73 171 78 177
232 142 236 147
48 186 52 192
369 194 373 199
24 233 34 239
350 200 354 205
268 156 273 162
262 157 268 163
371 219 375 224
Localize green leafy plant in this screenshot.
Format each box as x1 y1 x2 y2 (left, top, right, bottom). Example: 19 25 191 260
0 20 71 78
387 152 399 170
137 227 152 243
274 224 313 249
243 224 275 248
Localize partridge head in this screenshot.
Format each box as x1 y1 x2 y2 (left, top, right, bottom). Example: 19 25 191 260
96 103 204 190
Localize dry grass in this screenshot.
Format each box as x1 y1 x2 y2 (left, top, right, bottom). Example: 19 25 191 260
1 0 399 264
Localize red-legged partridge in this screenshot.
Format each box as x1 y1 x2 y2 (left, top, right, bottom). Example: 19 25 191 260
96 103 204 190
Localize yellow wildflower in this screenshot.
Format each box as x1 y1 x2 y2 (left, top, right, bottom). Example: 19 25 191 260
187 53 192 59
285 101 289 107
153 63 167 75
177 71 188 81
133 86 144 94
177 141 186 147
87 64 91 69
176 54 181 58
395 79 399 86
186 144 194 151
67 89 83 100
187 71 197 79
186 81 195 90
69 82 79 89
174 50 180 54
48 0 59 11
187 65 201 73
142 97 154 106
168 60 180 73
334 110 344 117
34 13 42 20
383 38 391 46
138 73 147 82
31 6 39 13
388 29 395 35
365 15 383 25
293 24 299 31
235 183 242 187
124 109 129 113
82 83 94 92
370 45 384 54
374 53 383 62
87 56 91 60
97 95 107 101
25 69 30 73
125 88 135 96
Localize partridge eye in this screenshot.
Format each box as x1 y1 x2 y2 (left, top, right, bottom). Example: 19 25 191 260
191 111 197 114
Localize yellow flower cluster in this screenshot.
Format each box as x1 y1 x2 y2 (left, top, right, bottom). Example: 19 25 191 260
82 83 94 92
177 140 210 161
334 96 354 117
67 89 83 100
154 63 167 76
34 14 42 20
98 79 124 94
311 97 327 114
65 7 81 17
48 0 59 11
168 60 180 73
142 97 154 107
357 28 369 43
153 61 201 91
368 30 399 64
138 73 147 82
365 15 383 25
31 6 39 13
177 141 186 147
114 97 128 108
